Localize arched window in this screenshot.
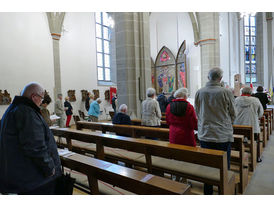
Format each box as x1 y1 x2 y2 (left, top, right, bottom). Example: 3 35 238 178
244 14 256 83
155 47 176 94
151 57 156 88
95 12 113 82
176 40 187 88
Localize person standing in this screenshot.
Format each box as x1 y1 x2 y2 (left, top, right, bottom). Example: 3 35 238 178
40 94 54 127
166 88 197 146
0 82 61 194
88 98 102 122
111 94 117 113
234 87 264 162
157 92 168 113
64 96 73 128
55 94 65 128
141 88 162 127
195 67 236 195
254 86 269 110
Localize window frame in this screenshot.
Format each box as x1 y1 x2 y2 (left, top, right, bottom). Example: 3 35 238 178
95 12 112 83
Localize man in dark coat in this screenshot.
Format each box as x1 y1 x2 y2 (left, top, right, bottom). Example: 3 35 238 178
157 92 168 113
112 104 131 125
112 94 117 113
0 82 61 194
254 86 269 110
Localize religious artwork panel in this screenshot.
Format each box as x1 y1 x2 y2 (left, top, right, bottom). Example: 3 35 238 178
0 90 12 105
156 65 176 94
151 57 156 89
176 41 187 88
93 89 100 100
67 90 76 102
104 90 110 101
81 90 88 102
155 46 175 67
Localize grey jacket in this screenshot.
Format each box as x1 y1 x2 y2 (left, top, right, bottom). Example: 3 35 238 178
234 96 263 134
141 97 162 126
195 81 236 143
55 98 64 116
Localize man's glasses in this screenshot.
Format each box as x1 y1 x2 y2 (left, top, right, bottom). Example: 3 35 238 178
35 93 44 100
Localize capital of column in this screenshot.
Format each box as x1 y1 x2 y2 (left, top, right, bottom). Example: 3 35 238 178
266 17 273 21
194 38 216 46
51 33 61 40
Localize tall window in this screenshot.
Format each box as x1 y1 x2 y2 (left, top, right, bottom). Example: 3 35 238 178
244 14 256 83
95 12 112 82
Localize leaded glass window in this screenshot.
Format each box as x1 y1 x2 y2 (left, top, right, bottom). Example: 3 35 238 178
244 14 256 83
176 40 187 88
96 12 112 81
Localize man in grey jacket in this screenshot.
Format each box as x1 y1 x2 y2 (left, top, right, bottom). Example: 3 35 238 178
195 67 236 195
234 86 263 162
55 93 65 128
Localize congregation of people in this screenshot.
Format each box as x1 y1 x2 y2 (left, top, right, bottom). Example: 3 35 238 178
0 67 272 195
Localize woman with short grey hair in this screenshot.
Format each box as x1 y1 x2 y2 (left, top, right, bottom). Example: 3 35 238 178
166 88 197 146
141 88 162 129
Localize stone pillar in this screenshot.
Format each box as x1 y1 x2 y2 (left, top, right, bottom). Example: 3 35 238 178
46 12 65 100
256 12 264 86
113 12 151 118
266 13 273 90
196 12 220 86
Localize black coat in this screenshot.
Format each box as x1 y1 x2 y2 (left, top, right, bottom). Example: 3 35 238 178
254 92 269 110
64 100 73 116
0 96 61 194
157 94 168 113
85 97 90 112
112 112 132 125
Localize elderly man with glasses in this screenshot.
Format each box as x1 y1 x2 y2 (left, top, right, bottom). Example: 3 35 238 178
0 82 61 194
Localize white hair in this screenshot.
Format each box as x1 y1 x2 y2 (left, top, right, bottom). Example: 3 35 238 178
119 104 128 113
21 82 44 99
146 88 156 98
241 87 253 95
174 88 189 99
208 67 223 81
96 98 102 103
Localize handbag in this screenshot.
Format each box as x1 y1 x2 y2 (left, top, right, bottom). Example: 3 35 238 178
55 173 76 195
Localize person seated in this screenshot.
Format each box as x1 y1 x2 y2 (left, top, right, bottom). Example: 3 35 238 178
234 86 264 162
112 104 132 125
166 88 197 146
254 86 269 110
40 95 54 126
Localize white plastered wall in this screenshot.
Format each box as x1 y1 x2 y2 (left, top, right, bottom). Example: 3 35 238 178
0 12 114 121
149 12 201 98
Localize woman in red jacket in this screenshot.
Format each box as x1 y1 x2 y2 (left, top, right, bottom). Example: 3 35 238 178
166 88 197 146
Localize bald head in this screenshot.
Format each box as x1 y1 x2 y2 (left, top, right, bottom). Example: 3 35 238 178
21 82 44 98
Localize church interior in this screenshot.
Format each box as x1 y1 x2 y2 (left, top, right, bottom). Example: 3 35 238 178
1 1 274 199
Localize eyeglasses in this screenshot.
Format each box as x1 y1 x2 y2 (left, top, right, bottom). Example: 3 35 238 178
35 93 44 100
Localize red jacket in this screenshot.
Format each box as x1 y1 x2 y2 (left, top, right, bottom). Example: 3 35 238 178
166 98 197 146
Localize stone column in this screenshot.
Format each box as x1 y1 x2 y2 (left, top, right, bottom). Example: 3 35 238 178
266 13 273 90
46 12 65 100
196 12 220 86
113 12 151 118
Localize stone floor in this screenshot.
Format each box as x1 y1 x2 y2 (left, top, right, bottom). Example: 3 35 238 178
244 133 274 195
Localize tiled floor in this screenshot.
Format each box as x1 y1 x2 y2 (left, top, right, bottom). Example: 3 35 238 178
244 133 274 195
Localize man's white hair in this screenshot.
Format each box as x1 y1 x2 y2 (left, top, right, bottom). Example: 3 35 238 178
208 67 223 81
21 82 44 99
119 104 128 113
174 88 189 98
146 87 156 98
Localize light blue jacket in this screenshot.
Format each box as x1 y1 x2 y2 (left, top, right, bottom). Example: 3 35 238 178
88 101 100 117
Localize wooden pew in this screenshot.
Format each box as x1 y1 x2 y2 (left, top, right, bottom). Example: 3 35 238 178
52 128 236 195
233 125 256 172
60 152 190 195
77 121 170 141
264 110 272 136
266 108 274 129
260 116 267 147
131 119 169 128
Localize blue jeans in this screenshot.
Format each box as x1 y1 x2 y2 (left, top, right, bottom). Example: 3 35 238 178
199 141 231 195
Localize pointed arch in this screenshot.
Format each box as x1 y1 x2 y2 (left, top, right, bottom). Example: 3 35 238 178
176 40 187 88
151 57 156 89
155 46 176 94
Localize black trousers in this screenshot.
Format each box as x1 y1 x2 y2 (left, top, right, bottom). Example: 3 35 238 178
19 180 56 195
